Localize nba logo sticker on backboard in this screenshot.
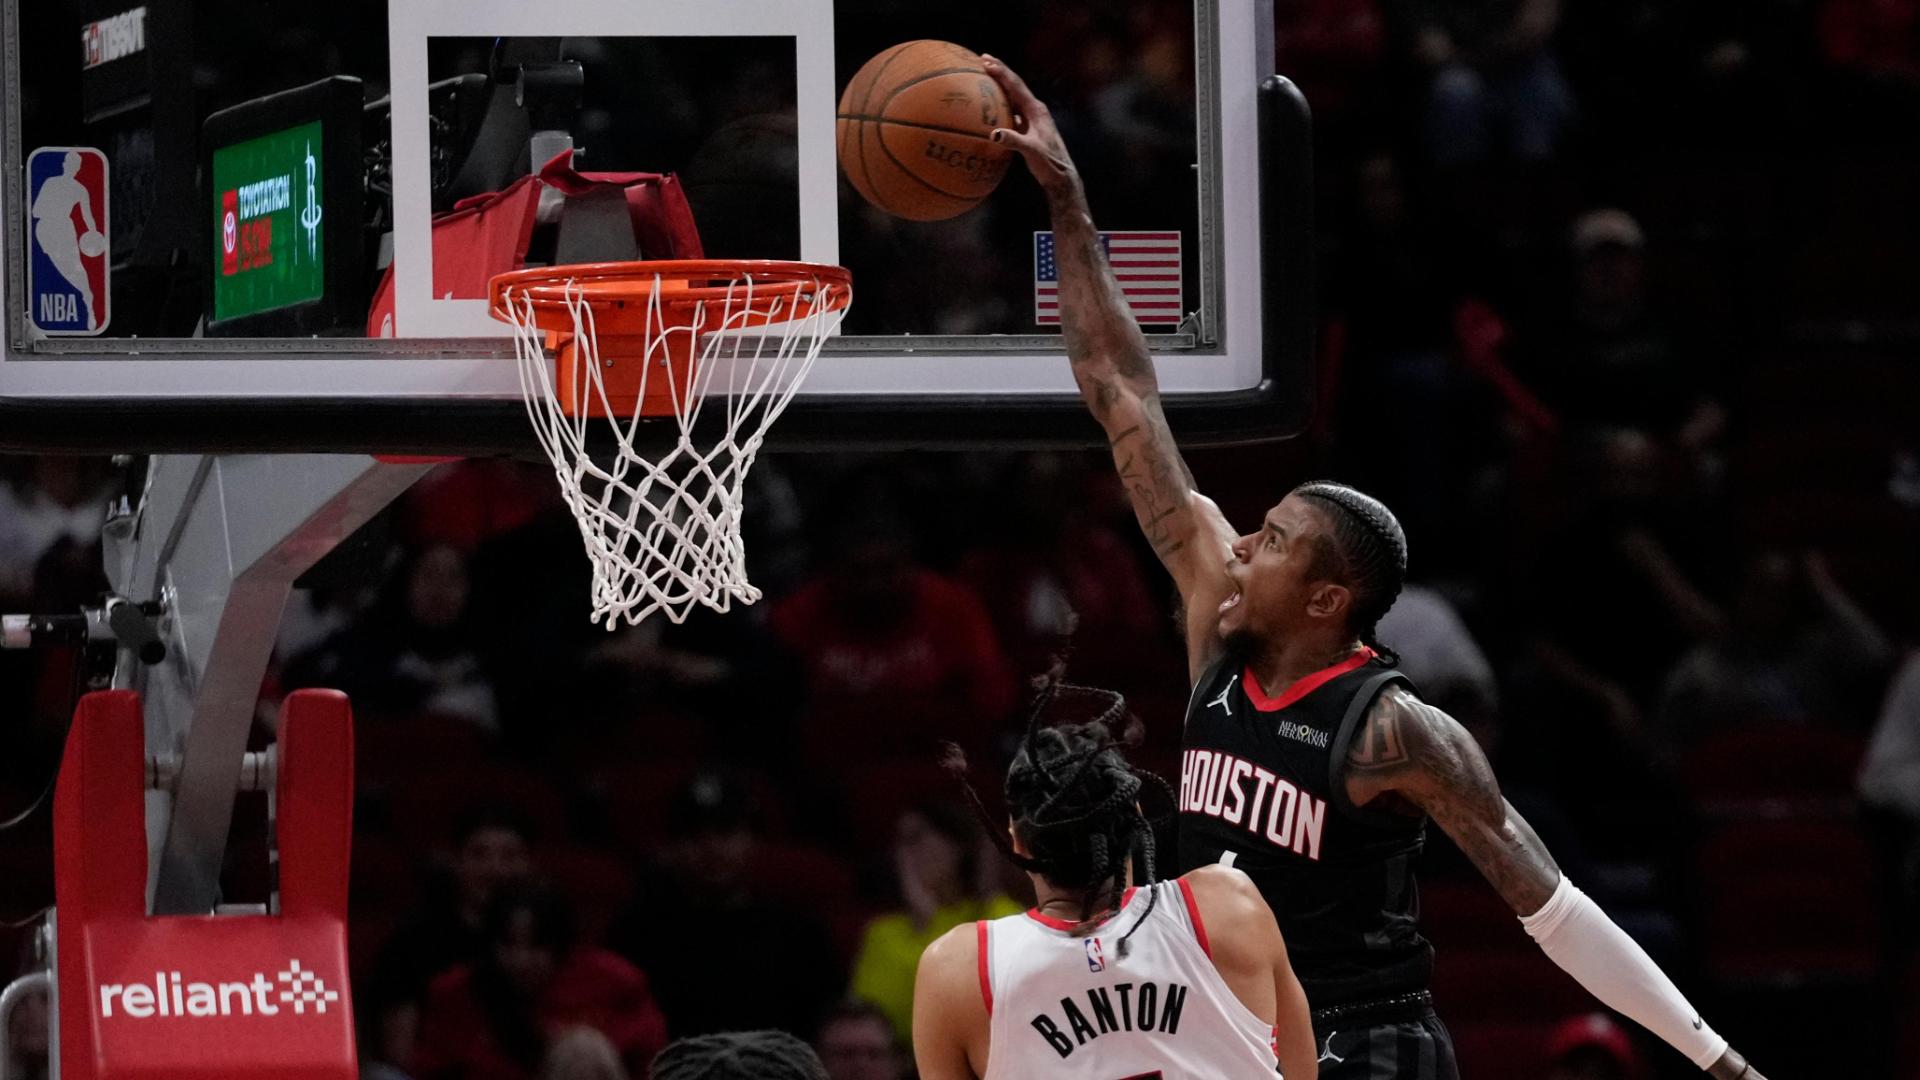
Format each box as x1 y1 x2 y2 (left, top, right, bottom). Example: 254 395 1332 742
25 147 110 336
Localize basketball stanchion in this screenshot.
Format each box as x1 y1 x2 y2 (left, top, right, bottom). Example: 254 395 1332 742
490 260 852 626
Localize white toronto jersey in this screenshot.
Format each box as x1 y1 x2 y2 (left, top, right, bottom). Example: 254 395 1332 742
979 880 1280 1079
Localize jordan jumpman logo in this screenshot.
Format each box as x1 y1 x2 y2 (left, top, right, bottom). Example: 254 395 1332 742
1208 674 1238 714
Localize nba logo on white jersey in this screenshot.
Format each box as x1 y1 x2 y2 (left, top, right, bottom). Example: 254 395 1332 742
26 147 110 336
1085 937 1106 973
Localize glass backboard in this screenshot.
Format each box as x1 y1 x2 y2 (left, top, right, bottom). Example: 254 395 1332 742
1 0 1310 452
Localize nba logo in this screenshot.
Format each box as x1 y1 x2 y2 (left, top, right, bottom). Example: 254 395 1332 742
26 146 110 335
1085 937 1106 973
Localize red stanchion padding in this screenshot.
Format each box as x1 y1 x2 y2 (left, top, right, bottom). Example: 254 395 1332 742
277 690 354 921
54 690 358 1080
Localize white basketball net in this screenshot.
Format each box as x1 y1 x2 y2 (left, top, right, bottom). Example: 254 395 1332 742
498 270 847 627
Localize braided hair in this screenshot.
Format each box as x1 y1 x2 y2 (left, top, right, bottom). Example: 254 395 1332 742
946 672 1176 959
1291 480 1408 664
648 1031 829 1080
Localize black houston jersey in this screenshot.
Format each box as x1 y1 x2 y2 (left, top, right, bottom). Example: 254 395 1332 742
1176 649 1434 1007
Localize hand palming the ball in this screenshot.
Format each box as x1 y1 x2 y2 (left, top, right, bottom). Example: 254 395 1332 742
982 55 1081 201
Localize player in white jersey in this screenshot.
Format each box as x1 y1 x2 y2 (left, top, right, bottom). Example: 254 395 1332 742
912 681 1316 1079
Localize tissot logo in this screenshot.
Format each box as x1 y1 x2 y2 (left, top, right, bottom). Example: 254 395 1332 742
80 6 147 69
98 960 340 1019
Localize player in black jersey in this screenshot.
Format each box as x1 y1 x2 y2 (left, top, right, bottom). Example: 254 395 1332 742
981 56 1771 1080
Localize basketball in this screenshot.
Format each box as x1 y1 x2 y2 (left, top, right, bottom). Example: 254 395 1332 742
78 231 105 258
836 40 1013 221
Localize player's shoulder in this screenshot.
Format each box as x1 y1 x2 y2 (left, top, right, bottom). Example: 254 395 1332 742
915 920 989 1018
918 919 983 976
1177 865 1273 932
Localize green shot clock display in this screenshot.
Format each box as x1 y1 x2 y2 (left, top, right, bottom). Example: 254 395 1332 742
212 120 326 322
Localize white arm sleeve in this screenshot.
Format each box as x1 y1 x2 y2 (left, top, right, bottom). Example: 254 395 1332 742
1520 875 1729 1070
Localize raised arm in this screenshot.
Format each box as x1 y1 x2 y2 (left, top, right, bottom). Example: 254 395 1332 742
984 55 1238 680
1342 687 1768 1080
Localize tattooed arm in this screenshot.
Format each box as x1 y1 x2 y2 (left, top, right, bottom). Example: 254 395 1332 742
1343 688 1769 1080
984 55 1238 679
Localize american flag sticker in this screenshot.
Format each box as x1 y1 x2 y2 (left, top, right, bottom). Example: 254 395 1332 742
1035 231 1184 326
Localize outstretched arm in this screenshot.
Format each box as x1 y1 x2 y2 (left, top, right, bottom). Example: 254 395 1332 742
1342 688 1768 1080
984 55 1238 681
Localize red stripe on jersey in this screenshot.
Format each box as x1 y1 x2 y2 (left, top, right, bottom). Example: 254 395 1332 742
1177 877 1212 958
1242 647 1376 712
976 920 993 1016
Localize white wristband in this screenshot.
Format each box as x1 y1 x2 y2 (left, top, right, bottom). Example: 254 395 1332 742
1520 875 1729 1070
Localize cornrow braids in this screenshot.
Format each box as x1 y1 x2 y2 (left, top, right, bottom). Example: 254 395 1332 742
944 670 1177 960
1292 480 1408 665
648 1031 829 1080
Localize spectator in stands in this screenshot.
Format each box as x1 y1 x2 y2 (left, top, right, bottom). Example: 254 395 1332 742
1545 1013 1646 1080
1395 0 1576 165
0 456 113 607
1657 549 1895 746
414 884 668 1080
1516 210 1726 447
1820 0 1920 87
1377 582 1500 729
772 493 1016 760
1524 427 1726 714
1512 428 1717 874
359 995 419 1080
374 805 537 1012
285 543 501 731
955 454 1165 691
541 1027 629 1080
848 803 1021 1044
1861 651 1920 960
1324 153 1489 562
1273 0 1386 130
608 771 842 1037
813 1001 906 1080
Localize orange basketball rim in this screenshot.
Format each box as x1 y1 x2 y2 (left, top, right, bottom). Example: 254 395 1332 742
488 259 853 418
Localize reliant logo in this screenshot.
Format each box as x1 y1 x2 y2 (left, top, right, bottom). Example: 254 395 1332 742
98 960 340 1019
81 7 147 70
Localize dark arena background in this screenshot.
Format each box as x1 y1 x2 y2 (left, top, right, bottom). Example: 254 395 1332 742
3 1 1919 1078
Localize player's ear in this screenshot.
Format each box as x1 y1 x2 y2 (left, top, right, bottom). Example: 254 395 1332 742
1007 820 1030 857
1306 580 1350 622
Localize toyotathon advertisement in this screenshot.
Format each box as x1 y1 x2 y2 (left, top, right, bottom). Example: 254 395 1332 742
212 120 325 322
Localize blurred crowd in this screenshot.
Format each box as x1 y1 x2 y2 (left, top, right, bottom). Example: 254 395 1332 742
7 0 1920 1078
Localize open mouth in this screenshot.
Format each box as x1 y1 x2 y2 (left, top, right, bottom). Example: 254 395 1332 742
1218 592 1242 614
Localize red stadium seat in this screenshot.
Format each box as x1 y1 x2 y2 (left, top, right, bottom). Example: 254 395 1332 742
839 757 993 852
744 843 868 958
1419 880 1534 952
595 760 789 857
354 710 490 787
388 762 568 852
1445 1019 1552 1080
1431 946 1589 1022
1681 726 1867 809
1696 816 1882 982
